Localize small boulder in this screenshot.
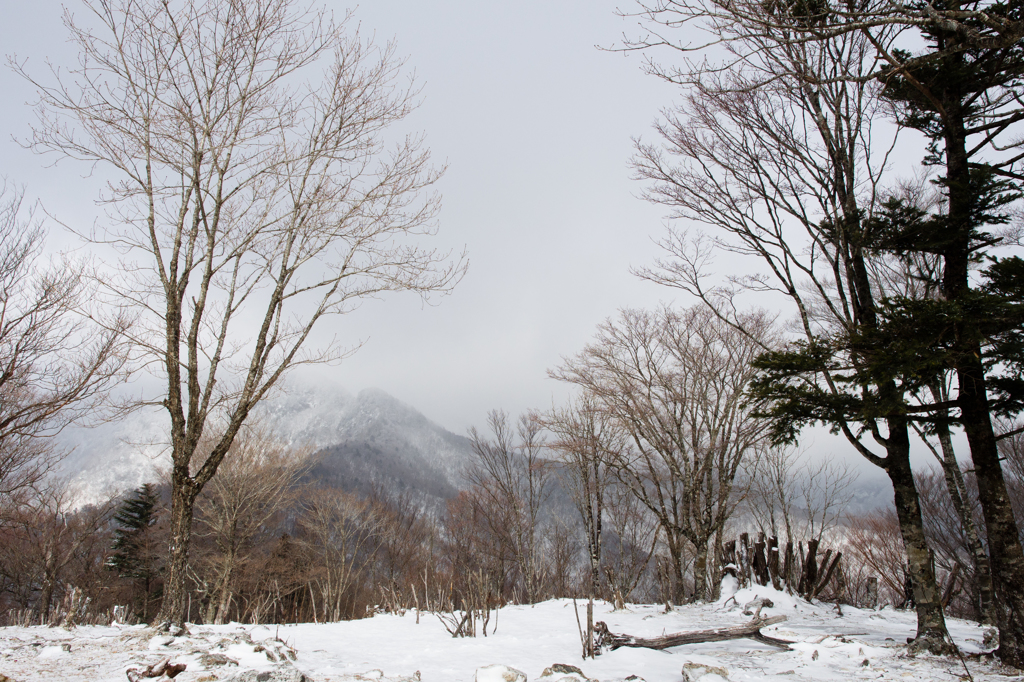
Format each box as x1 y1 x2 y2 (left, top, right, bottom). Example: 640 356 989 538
221 667 310 682
475 664 528 682
198 652 239 668
540 664 584 677
539 663 590 681
682 662 729 682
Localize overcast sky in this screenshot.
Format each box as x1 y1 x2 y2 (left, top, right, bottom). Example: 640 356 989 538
1 0 691 436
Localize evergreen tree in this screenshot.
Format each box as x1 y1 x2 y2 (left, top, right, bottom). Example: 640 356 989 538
107 483 162 620
869 3 1024 663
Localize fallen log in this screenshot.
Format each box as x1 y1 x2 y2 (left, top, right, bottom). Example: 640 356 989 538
594 614 793 652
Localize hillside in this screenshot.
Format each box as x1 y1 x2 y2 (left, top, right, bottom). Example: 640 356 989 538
58 382 476 507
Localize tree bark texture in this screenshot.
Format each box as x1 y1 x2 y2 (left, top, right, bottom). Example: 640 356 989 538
884 429 952 653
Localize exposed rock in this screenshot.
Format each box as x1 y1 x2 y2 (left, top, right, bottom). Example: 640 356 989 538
539 663 590 681
199 652 239 668
475 664 528 682
126 657 187 681
682 662 729 682
540 664 584 677
221 667 311 682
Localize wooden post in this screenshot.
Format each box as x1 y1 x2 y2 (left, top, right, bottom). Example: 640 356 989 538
740 533 751 587
783 541 794 593
768 537 781 590
800 539 819 598
753 533 769 586
723 540 737 569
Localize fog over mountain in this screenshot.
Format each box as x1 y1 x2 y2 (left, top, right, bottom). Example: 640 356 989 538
56 379 896 517
58 382 477 507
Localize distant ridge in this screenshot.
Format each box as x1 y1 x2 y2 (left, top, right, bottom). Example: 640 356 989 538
59 381 475 507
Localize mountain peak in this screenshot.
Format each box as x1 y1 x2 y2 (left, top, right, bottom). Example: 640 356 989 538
58 380 474 507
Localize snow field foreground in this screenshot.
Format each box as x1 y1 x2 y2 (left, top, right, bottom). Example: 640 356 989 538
0 586 1015 682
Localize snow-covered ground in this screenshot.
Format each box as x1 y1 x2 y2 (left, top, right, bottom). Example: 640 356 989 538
1 586 1018 682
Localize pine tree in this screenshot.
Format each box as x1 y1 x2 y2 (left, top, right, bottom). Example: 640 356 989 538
107 483 162 620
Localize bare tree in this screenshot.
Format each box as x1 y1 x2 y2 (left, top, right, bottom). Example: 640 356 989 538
552 306 774 603
467 410 552 604
544 395 627 656
601 481 658 606
0 478 114 622
0 183 126 512
845 508 911 608
16 0 464 624
746 447 799 547
544 395 622 602
298 487 382 622
801 457 857 544
441 490 506 603
193 425 311 624
367 484 437 613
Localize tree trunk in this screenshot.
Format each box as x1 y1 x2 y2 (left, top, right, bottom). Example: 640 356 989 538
39 546 57 624
666 532 687 605
156 474 198 625
692 539 709 602
931 410 996 624
212 543 238 625
768 536 781 590
940 80 1024 666
885 428 953 654
959 367 1024 665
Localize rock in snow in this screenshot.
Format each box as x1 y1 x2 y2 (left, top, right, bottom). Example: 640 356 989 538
474 664 527 682
682 662 731 681
222 667 310 682
539 662 591 681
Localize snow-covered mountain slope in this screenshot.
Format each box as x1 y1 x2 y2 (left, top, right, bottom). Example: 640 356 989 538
261 384 473 505
57 381 475 507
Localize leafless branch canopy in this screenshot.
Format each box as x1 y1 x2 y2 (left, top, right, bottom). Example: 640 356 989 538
0 183 127 504
552 305 777 601
16 0 465 492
